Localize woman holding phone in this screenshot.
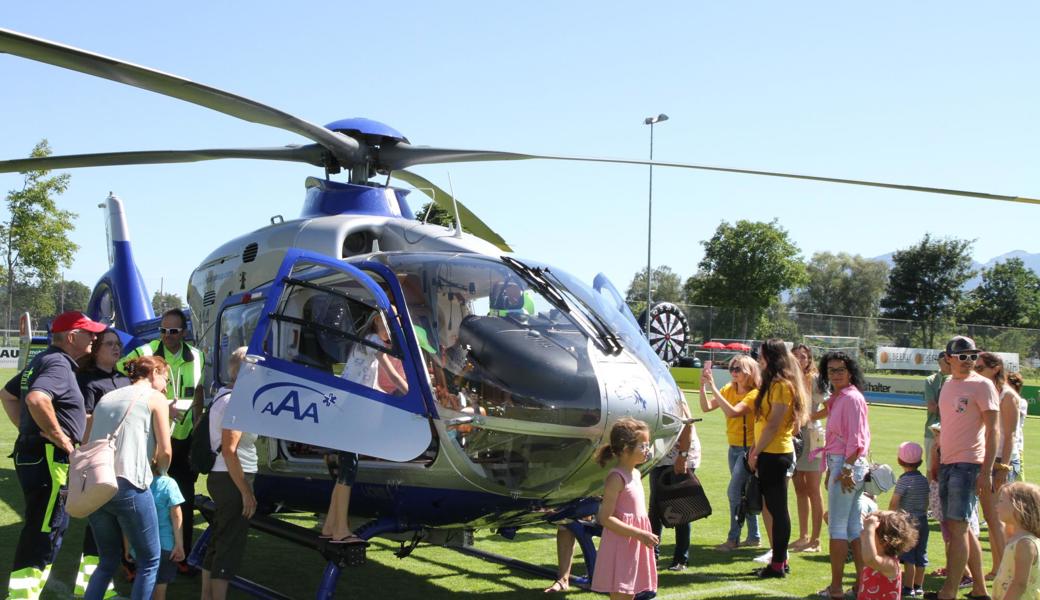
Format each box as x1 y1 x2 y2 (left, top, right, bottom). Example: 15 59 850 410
700 355 762 551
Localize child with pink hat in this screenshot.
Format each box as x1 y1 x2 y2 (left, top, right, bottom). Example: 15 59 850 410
889 441 931 597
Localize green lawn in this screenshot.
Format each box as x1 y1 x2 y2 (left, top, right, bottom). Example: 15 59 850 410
0 373 1035 600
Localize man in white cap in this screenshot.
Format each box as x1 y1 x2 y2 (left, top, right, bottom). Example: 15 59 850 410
927 335 997 600
0 311 107 600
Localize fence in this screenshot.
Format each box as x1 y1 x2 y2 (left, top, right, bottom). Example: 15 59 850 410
636 303 1040 371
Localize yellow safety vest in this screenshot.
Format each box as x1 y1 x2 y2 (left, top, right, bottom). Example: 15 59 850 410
119 340 205 440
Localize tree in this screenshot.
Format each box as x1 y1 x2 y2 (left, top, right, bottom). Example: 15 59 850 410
958 258 1040 328
625 266 683 315
54 279 92 313
414 202 455 228
792 252 889 317
152 291 184 315
0 140 76 330
880 234 975 347
685 219 806 338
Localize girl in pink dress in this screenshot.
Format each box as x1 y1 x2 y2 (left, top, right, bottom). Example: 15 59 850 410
858 511 919 600
591 418 659 600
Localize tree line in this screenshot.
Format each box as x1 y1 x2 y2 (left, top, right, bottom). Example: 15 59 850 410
624 220 1040 356
1 141 184 335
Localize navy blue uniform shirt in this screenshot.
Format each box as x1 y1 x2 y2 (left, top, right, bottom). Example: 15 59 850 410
4 345 86 444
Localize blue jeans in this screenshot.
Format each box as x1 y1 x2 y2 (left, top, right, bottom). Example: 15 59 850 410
826 454 867 541
726 445 760 543
86 478 160 600
1008 456 1023 483
939 462 980 522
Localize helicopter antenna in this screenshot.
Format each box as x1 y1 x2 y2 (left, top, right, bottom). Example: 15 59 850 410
447 172 463 239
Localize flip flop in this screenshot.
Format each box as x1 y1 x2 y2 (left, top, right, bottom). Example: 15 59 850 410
964 595 992 600
330 534 366 544
543 578 569 593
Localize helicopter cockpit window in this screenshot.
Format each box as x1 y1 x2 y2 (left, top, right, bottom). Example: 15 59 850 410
265 261 405 396
216 299 265 386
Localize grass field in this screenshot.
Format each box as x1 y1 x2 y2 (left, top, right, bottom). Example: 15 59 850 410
0 370 1035 600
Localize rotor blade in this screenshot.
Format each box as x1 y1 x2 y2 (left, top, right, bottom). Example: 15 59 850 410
0 28 362 165
380 145 1040 205
0 145 326 174
391 170 512 252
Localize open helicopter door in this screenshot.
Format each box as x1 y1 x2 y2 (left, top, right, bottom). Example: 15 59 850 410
224 249 432 462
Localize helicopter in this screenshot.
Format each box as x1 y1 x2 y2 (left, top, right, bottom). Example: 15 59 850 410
2 27 1037 600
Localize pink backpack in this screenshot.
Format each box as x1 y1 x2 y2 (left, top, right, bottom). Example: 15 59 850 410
66 393 139 518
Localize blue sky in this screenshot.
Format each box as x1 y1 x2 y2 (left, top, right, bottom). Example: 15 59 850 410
2 2 1039 303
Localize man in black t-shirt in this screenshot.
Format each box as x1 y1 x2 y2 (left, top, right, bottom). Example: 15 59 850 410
0 311 106 600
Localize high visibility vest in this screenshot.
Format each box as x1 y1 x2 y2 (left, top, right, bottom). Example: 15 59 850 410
119 340 205 440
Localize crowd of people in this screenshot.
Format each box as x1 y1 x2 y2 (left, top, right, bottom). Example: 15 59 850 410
550 335 1039 600
3 308 1040 600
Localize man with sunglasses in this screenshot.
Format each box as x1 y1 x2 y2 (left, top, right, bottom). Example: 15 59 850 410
928 336 998 600
119 308 205 575
0 311 107 600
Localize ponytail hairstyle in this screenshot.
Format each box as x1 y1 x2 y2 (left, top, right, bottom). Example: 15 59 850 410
125 355 169 383
977 351 1006 392
1007 371 1024 395
595 417 650 467
755 339 808 430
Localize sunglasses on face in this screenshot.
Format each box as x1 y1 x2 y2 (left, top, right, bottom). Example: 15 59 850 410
953 353 979 362
728 366 743 373
827 367 848 375
159 327 183 335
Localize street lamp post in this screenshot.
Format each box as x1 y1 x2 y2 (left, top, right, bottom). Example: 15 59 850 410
643 113 668 339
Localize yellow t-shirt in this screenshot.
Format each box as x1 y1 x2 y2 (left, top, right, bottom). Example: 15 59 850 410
754 380 796 455
720 383 758 447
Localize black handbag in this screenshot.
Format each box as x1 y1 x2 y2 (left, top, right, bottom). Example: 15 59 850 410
654 468 712 527
737 418 762 519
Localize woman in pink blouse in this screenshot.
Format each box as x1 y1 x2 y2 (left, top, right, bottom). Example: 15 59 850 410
818 351 871 600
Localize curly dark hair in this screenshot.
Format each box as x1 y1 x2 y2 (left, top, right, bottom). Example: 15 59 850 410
816 350 866 394
873 510 919 557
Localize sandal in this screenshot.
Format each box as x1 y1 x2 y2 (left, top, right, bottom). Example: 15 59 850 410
714 540 738 552
816 586 844 599
330 534 366 544
544 578 569 593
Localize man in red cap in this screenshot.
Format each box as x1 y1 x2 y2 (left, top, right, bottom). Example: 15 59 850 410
0 311 106 600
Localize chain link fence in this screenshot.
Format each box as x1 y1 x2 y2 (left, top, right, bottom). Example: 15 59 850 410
633 302 1040 374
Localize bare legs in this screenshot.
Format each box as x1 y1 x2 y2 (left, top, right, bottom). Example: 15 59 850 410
544 527 575 592
791 469 823 551
323 483 354 541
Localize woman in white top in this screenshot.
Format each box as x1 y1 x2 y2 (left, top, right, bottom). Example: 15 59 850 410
201 346 258 600
84 356 172 600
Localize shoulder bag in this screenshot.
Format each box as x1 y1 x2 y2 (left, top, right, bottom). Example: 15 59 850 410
66 391 140 518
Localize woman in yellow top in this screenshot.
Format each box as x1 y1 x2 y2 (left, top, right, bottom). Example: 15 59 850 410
701 355 761 551
748 339 809 579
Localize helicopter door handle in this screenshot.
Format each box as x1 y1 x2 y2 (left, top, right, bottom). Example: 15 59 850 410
244 354 265 364
443 415 478 426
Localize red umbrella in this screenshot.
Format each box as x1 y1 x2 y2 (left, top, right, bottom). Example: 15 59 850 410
702 341 726 350
725 342 751 352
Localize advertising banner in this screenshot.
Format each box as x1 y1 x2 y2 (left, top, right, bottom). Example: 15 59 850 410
876 346 1020 373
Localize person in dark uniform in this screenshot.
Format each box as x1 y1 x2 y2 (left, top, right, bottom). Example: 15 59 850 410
74 328 131 598
0 311 107 600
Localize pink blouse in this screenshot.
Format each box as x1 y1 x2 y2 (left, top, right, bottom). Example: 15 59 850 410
824 385 870 460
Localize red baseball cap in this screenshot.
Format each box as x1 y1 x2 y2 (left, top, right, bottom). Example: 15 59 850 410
51 311 107 334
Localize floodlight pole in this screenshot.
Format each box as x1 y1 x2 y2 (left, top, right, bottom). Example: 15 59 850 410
643 113 668 340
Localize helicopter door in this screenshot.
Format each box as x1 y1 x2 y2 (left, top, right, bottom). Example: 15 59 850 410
224 249 432 462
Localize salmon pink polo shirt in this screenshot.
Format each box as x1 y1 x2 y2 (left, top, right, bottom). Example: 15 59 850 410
938 371 999 465
823 385 871 460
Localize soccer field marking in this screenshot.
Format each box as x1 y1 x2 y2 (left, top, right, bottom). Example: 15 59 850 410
656 581 799 599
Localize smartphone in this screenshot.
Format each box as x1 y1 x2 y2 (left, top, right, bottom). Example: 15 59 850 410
703 360 713 371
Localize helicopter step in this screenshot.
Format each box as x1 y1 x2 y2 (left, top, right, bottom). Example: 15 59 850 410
190 495 367 600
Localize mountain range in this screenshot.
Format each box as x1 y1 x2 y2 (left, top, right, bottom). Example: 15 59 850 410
871 250 1040 289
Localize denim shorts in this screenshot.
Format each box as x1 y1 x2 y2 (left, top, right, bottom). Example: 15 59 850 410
826 454 867 541
899 513 929 567
939 462 981 522
1008 457 1023 483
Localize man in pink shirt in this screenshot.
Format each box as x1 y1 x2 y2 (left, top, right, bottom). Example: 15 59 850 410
927 336 998 600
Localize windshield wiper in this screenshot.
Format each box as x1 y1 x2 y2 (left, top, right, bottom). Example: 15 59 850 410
541 270 623 355
501 256 569 311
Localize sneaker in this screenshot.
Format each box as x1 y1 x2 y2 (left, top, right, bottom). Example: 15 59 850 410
715 540 739 552
913 586 924 597
740 537 762 547
752 549 773 564
958 576 973 589
755 564 786 579
666 561 686 572
901 587 913 598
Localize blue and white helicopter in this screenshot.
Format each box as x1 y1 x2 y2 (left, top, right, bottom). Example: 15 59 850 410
2 28 1035 600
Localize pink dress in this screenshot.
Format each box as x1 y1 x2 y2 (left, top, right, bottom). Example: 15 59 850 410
591 468 658 595
857 564 901 600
